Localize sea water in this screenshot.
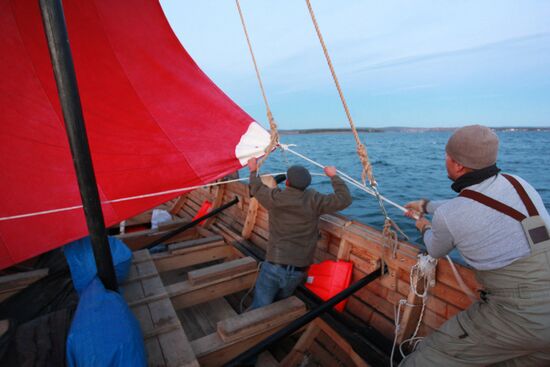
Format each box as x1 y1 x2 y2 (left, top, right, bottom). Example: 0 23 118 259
256 130 550 263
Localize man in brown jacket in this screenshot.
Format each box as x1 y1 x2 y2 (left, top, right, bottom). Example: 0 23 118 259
247 157 352 309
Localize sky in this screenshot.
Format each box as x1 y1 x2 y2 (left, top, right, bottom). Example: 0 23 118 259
159 1 550 129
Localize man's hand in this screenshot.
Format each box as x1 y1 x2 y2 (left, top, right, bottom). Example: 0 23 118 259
404 199 428 219
324 166 337 177
415 217 432 234
248 157 257 173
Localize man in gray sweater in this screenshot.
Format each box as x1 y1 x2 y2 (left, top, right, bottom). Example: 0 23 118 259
247 157 352 309
402 125 550 366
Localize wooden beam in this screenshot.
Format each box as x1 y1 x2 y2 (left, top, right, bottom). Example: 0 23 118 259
380 267 399 292
280 321 321 367
315 319 370 367
117 227 197 251
0 268 49 302
170 194 188 215
241 198 259 239
217 296 306 343
188 257 257 286
203 185 225 228
124 250 199 367
191 297 306 367
257 351 280 367
168 269 257 310
241 175 277 239
396 272 425 344
167 236 224 253
337 238 352 261
153 243 233 273
196 226 217 238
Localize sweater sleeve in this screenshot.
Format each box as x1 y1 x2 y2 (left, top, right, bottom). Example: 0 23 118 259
426 200 449 215
315 175 353 214
249 171 278 210
423 209 455 258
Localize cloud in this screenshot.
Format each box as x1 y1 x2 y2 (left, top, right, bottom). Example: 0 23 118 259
350 32 550 74
372 83 438 96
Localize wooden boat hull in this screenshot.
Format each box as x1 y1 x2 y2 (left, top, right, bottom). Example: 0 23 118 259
114 179 479 366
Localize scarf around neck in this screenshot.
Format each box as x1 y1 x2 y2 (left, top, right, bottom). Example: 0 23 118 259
451 164 501 193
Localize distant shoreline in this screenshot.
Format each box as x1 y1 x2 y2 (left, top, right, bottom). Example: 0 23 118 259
279 127 550 135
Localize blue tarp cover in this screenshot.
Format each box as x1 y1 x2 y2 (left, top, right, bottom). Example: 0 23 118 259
64 236 146 367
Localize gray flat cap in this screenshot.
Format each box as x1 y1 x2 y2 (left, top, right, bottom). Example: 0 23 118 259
446 125 499 169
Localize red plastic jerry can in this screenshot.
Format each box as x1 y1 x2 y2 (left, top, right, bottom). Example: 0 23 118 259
305 260 353 312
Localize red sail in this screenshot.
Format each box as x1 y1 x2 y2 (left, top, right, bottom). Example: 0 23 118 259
0 0 269 269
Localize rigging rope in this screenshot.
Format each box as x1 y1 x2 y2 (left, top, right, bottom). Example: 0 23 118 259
235 0 279 169
305 0 374 187
304 0 404 256
0 173 285 221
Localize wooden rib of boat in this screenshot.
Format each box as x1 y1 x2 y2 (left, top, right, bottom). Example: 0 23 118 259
103 178 478 366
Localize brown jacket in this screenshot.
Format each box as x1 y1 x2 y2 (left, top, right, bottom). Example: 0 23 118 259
249 172 352 267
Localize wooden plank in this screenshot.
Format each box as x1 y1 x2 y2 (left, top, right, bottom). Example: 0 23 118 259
178 298 238 341
337 237 352 261
125 211 153 226
168 269 257 310
167 236 224 253
153 245 233 273
0 268 49 301
188 257 257 286
241 198 259 239
316 330 357 367
280 322 321 367
124 252 199 367
316 319 369 367
396 270 425 343
148 298 198 367
196 226 217 238
309 339 341 366
171 240 227 257
379 267 399 292
346 297 394 339
191 318 303 367
157 218 188 231
118 228 197 251
203 185 225 227
258 351 280 367
0 268 49 292
170 194 188 215
217 296 306 343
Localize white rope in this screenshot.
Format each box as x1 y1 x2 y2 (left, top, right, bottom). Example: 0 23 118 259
0 172 286 222
281 145 408 213
390 254 437 366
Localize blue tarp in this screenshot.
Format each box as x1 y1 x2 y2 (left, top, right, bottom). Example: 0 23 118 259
64 236 132 294
66 277 146 367
64 236 146 367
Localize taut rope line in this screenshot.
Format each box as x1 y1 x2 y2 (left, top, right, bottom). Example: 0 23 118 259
305 0 374 187
0 173 286 222
235 0 279 169
305 0 404 258
281 145 409 213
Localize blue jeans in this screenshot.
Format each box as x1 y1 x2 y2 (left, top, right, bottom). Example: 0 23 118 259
250 261 306 310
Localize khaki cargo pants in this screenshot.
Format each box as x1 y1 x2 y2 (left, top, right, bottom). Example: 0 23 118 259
401 241 550 366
